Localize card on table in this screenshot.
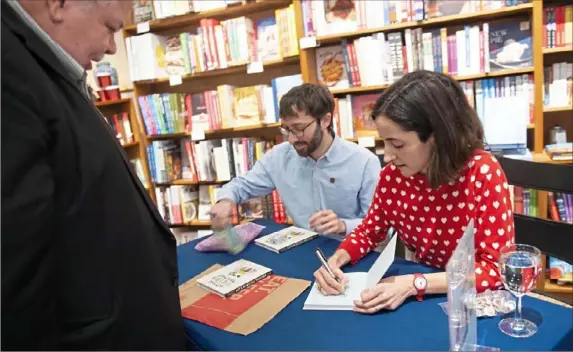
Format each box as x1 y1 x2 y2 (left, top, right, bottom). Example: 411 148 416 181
303 233 398 310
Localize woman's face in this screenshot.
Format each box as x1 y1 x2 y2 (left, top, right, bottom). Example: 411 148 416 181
376 115 434 178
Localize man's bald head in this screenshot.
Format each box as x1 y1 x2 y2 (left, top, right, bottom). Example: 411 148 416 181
19 0 131 70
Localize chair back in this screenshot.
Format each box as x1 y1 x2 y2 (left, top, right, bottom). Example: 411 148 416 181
497 157 573 265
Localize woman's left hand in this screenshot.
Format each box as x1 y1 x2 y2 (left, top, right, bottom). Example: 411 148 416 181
353 275 416 314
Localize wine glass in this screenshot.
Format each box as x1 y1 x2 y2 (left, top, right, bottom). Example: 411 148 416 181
498 244 542 338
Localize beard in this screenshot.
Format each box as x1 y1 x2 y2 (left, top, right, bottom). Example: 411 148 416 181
293 125 323 157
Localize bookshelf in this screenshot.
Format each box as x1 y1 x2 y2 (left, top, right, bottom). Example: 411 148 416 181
95 96 152 190
122 0 572 291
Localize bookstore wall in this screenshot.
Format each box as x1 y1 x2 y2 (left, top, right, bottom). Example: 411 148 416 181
92 0 572 296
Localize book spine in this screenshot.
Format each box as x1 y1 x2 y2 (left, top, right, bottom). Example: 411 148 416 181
278 234 319 253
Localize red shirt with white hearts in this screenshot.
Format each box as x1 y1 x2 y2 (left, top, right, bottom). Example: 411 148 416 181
338 150 515 293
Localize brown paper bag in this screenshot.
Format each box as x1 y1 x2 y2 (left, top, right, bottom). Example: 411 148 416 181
179 264 310 335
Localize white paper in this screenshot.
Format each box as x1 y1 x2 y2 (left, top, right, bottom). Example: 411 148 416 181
191 129 205 141
299 36 318 49
169 75 183 86
247 61 264 74
137 21 150 34
358 137 376 148
303 233 397 310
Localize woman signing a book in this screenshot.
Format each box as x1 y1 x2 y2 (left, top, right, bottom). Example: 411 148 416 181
313 70 516 314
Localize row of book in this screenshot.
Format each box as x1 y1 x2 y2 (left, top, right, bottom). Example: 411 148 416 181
301 0 530 38
543 61 573 109
104 112 135 146
156 183 290 228
132 0 243 23
316 19 532 91
543 5 573 49
548 192 573 224
137 74 302 136
510 186 573 224
147 137 278 184
332 74 533 152
126 7 297 82
130 158 147 186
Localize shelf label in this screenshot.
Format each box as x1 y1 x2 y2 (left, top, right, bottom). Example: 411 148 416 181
247 61 264 74
299 36 317 49
358 137 376 148
136 21 150 34
191 129 205 141
169 75 182 86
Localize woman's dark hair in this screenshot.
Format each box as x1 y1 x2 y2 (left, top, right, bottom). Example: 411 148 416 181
371 70 484 188
279 83 335 136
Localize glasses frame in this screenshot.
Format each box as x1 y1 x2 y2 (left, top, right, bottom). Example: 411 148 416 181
279 119 316 138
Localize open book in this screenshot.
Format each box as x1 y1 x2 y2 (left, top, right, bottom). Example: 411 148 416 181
254 226 318 253
303 234 398 310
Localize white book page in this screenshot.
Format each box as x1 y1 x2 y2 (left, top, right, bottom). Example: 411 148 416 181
365 234 397 288
303 272 366 310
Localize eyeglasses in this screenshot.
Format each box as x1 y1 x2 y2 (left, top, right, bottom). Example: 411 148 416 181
279 120 316 138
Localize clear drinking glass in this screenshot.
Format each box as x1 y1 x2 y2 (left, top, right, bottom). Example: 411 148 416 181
498 244 542 338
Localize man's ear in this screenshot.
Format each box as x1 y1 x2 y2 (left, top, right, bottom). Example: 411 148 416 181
46 0 66 23
322 113 332 130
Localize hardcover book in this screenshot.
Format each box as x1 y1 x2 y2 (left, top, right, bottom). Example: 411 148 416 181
254 226 318 253
196 259 273 298
488 20 533 72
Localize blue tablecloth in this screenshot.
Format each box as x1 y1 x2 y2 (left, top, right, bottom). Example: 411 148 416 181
178 220 573 351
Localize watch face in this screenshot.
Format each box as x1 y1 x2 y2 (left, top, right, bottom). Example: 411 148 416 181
414 276 427 289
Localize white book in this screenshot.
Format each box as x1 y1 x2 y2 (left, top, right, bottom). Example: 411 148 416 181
196 259 272 298
303 234 397 310
255 226 318 253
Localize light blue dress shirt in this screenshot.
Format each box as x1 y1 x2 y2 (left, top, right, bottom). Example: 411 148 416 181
216 137 382 239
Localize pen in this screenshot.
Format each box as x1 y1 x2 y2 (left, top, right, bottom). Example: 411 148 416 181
315 247 340 283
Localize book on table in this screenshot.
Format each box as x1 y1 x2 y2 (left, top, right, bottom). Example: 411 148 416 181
303 233 397 310
196 259 272 298
254 226 318 253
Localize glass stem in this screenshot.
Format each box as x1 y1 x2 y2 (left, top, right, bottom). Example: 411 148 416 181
516 295 522 321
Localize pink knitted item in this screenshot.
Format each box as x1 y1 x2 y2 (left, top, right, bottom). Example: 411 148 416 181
194 222 265 252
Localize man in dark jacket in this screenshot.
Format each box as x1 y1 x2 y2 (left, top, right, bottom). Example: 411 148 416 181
1 0 187 349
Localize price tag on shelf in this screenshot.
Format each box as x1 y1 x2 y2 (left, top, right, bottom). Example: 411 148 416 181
191 129 205 141
247 61 264 74
358 137 376 148
136 21 150 34
169 75 182 86
299 36 317 49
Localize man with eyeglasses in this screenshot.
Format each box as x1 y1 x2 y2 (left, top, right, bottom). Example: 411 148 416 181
210 84 381 239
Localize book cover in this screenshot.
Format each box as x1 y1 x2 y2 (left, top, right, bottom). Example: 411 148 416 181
133 0 154 24
257 17 281 62
488 20 533 72
315 45 350 90
255 226 318 253
196 259 273 298
351 93 379 137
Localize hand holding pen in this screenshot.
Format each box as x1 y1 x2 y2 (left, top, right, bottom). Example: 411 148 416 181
313 247 348 296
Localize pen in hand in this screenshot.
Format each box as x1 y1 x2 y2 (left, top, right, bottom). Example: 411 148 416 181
315 247 341 284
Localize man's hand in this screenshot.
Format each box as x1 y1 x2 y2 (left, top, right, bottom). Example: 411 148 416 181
309 210 346 235
208 199 234 231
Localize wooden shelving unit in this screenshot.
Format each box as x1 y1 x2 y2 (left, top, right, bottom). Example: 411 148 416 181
123 0 572 295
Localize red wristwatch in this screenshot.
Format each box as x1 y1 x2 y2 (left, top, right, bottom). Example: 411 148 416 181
413 273 427 302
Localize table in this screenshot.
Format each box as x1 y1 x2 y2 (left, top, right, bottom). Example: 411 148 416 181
178 219 573 351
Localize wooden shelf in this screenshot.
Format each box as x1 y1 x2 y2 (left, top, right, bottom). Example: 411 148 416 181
543 46 573 55
124 0 292 35
533 152 573 165
168 221 212 228
544 105 573 113
133 56 299 85
146 122 282 141
314 3 533 45
544 277 573 294
346 137 383 142
155 179 227 186
330 67 534 95
95 98 131 107
121 141 139 148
